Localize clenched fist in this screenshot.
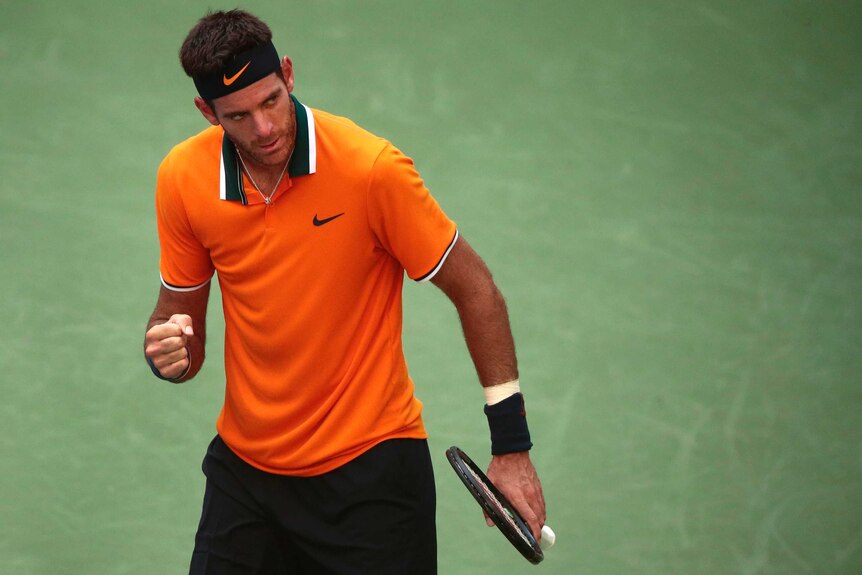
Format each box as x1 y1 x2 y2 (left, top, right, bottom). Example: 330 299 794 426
145 314 194 380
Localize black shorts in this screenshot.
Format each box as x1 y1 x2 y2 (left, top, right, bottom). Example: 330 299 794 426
189 435 437 574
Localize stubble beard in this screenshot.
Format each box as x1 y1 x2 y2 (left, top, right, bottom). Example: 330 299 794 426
240 96 297 169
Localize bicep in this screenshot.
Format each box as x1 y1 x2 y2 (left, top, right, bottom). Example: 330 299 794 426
431 236 496 303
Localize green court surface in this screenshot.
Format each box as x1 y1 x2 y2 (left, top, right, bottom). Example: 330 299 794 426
1 1 860 573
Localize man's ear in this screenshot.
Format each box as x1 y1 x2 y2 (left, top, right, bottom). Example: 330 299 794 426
280 56 295 93
194 97 220 126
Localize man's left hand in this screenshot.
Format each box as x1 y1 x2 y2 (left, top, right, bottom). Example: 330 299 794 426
486 451 547 541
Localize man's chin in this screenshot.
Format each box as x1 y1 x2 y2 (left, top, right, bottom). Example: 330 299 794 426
243 148 289 168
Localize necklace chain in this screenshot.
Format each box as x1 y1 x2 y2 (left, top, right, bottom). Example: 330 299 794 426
237 151 289 205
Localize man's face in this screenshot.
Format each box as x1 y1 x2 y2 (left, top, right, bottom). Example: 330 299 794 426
209 72 296 168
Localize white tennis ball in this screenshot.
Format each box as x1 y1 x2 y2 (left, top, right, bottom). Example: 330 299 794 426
539 525 556 550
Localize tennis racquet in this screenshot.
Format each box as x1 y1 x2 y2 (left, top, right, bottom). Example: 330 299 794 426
445 446 551 565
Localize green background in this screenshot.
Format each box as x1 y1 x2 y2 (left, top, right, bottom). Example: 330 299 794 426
1 1 860 573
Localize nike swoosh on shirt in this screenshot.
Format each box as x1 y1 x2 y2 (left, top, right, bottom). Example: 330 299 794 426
313 213 345 226
223 62 251 86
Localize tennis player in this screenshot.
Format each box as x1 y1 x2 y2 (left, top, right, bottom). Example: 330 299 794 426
143 9 546 574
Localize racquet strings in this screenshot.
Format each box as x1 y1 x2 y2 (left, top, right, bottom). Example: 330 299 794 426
464 463 533 548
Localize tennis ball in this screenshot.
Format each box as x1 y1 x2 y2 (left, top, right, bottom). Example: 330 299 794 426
539 525 556 550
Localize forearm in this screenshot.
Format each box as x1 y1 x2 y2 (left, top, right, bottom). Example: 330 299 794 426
431 237 519 387
451 282 519 388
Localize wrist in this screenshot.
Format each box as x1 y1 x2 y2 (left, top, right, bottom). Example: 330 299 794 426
483 379 520 405
484 391 532 455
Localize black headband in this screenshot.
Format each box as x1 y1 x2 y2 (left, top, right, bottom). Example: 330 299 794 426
193 41 281 101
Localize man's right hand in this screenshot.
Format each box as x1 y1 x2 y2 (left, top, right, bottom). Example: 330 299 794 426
144 314 194 379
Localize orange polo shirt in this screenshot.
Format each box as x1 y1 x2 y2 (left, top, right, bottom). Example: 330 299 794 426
155 96 457 476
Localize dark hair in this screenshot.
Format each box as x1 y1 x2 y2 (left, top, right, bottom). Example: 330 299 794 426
179 9 272 78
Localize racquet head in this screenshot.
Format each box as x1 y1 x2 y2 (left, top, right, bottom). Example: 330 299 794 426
445 446 544 564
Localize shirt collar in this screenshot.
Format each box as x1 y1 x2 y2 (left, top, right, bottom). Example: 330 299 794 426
219 94 317 204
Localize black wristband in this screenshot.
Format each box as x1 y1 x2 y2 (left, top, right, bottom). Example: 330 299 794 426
484 392 533 455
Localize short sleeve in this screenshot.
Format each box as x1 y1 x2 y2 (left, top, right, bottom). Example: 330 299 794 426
155 154 214 290
366 144 458 282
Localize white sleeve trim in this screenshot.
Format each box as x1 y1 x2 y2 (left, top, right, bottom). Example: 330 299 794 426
160 274 211 292
417 229 459 283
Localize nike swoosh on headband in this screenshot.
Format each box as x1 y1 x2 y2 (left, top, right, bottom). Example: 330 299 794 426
223 62 251 86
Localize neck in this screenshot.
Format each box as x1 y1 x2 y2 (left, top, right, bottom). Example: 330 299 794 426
238 151 290 201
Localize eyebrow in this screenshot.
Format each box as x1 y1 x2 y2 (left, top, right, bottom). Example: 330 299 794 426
221 88 283 117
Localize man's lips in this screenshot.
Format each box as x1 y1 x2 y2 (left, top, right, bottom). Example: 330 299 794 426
259 138 280 152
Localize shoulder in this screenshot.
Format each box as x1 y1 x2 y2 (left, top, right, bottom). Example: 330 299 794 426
159 125 223 175
310 107 391 161
156 126 222 208
308 108 424 187
311 107 373 139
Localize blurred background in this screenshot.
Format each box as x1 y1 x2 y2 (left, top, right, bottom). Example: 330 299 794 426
1 1 860 573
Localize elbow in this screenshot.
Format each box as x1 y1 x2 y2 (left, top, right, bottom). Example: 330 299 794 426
451 276 506 313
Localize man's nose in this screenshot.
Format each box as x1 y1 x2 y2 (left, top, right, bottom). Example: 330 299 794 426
251 112 273 139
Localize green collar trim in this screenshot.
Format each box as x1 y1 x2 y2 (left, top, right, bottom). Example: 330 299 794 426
219 94 316 204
